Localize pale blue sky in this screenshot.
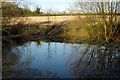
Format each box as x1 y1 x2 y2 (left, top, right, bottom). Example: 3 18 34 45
19 0 75 13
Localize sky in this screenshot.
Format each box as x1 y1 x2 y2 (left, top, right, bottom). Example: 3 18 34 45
10 0 120 13
18 0 75 13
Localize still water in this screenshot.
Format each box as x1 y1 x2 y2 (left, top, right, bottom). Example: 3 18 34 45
2 36 120 78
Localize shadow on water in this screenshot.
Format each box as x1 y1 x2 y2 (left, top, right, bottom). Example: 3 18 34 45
2 36 120 78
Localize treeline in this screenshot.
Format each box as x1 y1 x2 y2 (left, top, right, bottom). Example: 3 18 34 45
35 13 120 16
2 2 120 17
2 2 43 17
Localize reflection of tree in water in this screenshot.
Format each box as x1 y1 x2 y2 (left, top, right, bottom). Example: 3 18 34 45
14 45 34 69
45 42 55 61
2 37 34 72
2 36 120 78
2 47 20 70
2 36 55 71
47 43 52 61
69 42 120 78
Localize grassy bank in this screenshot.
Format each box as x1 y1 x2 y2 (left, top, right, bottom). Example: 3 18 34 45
2 16 120 43
60 16 120 42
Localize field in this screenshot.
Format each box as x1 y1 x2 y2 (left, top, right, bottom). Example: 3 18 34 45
4 15 120 25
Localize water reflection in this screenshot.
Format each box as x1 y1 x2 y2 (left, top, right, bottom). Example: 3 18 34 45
2 36 120 78
69 43 120 78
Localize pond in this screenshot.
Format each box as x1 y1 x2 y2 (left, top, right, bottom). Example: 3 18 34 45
2 36 120 78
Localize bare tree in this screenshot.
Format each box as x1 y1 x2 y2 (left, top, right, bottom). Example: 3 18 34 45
97 1 119 42
74 1 120 42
